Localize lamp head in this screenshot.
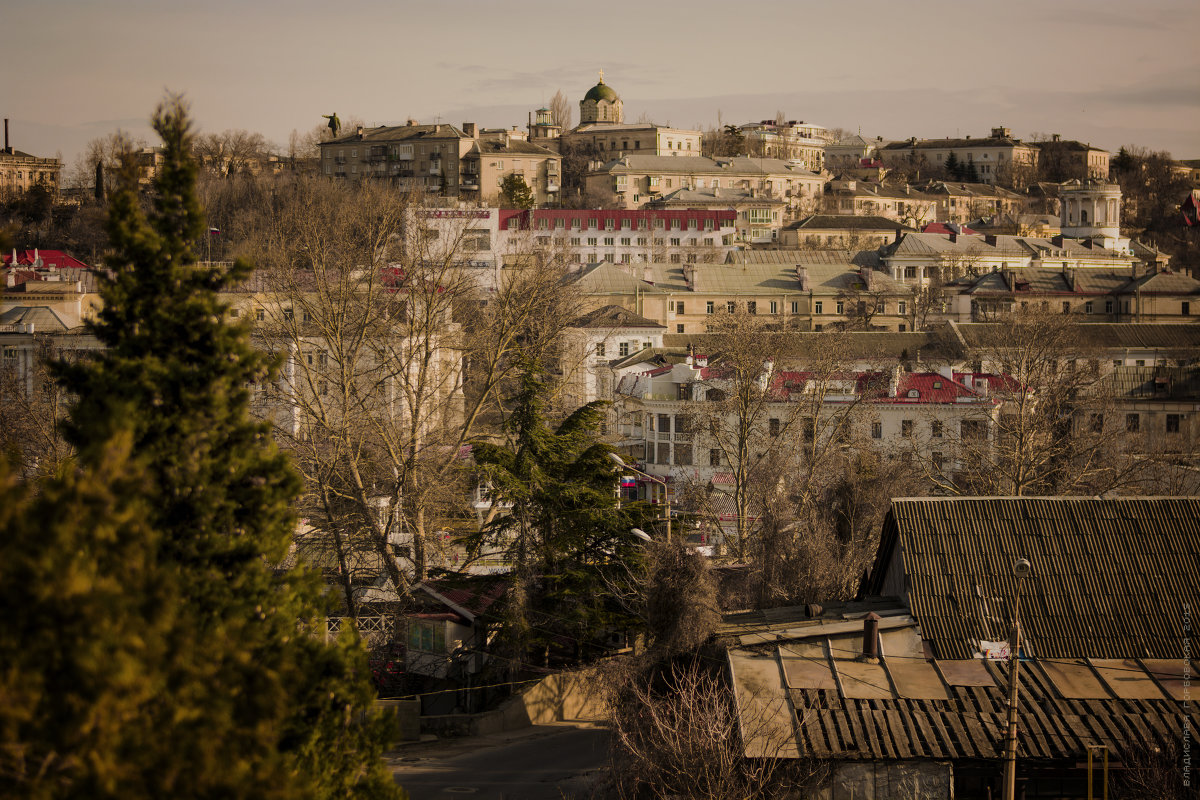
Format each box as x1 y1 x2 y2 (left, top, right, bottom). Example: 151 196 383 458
630 527 652 542
1013 558 1032 579
608 452 627 468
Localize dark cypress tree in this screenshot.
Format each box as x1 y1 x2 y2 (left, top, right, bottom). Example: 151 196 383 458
471 361 651 668
94 159 105 203
37 97 403 799
943 151 962 180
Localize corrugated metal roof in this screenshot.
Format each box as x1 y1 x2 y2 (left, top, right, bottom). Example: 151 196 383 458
867 497 1200 660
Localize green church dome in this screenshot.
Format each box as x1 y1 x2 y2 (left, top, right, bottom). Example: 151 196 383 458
584 79 619 103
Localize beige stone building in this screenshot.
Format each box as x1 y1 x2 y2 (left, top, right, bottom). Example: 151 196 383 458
879 127 1039 184
557 75 702 158
0 121 61 198
319 121 561 205
823 179 938 227
1035 135 1110 180
564 253 917 334
737 119 828 171
587 154 824 215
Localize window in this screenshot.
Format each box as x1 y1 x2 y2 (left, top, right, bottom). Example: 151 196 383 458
603 237 615 246
814 301 823 314
709 448 721 467
932 453 945 471
587 237 598 247
408 620 445 652
1184 302 1191 316
619 342 629 357
791 301 800 314
905 266 917 279
770 301 778 314
595 343 605 358
901 419 914 438
747 301 757 315
676 301 686 315
1167 414 1181 433
803 419 815 442
871 421 882 439
1090 414 1104 433
1062 301 1071 314
1085 301 1093 314
961 420 987 440
727 301 736 314
931 420 943 438
676 324 684 333
255 308 265 321
835 301 845 315
1105 300 1114 313
229 308 240 318
706 301 714 314
1126 413 1140 432
898 301 907 315
670 238 681 246
769 418 780 437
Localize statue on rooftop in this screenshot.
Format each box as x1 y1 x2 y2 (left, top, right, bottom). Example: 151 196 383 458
322 113 341 138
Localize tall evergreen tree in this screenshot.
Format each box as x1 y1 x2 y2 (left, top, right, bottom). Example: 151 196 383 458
470 362 650 668
9 97 405 799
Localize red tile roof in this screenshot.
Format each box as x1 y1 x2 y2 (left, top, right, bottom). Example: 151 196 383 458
3 250 90 269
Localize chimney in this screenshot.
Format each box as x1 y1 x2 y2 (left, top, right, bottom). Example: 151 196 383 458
861 266 874 290
894 228 902 243
3 118 8 153
887 365 901 398
711 186 719 197
463 122 477 137
861 613 881 663
406 118 417 126
795 265 810 291
1064 267 1076 292
949 232 958 243
642 264 654 283
355 126 364 139
984 234 997 246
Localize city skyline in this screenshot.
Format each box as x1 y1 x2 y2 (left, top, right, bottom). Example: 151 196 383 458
8 0 1198 170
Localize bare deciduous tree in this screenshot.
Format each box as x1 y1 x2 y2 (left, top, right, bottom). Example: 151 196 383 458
602 657 826 800
548 89 573 131
234 177 580 610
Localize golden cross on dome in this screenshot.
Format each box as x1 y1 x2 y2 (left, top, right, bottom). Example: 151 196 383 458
598 68 604 82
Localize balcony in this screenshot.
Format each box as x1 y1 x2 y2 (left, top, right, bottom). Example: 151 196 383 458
460 179 480 190
546 183 560 193
429 161 443 175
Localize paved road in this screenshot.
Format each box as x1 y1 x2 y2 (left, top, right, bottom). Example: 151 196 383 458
389 724 610 800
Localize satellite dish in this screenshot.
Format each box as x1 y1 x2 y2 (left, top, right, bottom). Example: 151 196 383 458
1013 558 1032 579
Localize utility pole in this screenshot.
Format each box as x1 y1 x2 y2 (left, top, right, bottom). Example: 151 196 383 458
1004 557 1032 800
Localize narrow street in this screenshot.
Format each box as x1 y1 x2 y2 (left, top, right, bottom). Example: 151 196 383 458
388 723 610 800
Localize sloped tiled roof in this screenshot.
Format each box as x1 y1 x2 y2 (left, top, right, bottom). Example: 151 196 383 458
867 497 1200 659
0 306 75 331
785 214 915 233
953 322 1200 351
570 304 665 330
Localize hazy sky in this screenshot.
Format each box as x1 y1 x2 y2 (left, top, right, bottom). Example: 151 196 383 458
8 0 1198 172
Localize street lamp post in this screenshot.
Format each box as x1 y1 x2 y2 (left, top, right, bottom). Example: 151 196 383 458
609 453 671 541
1003 557 1032 800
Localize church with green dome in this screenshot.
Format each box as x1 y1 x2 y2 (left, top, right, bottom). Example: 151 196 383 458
580 70 623 124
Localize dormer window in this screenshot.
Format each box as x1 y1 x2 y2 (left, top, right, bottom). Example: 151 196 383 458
907 389 920 399
932 381 943 389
